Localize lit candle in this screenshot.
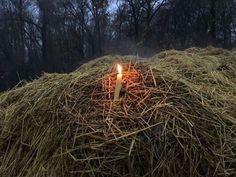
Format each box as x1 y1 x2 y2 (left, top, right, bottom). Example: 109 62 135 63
114 64 122 100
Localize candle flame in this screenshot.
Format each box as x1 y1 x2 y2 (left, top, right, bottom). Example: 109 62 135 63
117 64 122 74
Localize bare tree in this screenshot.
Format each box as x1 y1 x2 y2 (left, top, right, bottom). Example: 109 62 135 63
1 0 236 91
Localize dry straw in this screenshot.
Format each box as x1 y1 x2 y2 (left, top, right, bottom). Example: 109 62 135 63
0 47 236 177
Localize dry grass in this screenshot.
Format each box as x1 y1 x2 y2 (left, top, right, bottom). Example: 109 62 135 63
0 48 236 177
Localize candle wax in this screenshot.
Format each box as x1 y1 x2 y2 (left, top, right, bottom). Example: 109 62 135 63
114 73 122 100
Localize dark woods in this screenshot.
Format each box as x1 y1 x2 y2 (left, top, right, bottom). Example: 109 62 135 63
0 0 236 91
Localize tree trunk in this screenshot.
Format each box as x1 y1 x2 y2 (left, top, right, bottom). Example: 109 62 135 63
222 2 232 48
210 0 216 43
41 17 48 70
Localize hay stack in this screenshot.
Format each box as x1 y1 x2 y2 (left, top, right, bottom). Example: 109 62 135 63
0 48 236 177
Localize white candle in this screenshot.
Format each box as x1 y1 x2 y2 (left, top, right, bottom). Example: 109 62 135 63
114 64 122 100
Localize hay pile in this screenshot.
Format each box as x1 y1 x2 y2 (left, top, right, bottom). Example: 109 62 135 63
0 47 236 177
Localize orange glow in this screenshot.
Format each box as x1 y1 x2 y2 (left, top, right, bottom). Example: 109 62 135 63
117 64 122 74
